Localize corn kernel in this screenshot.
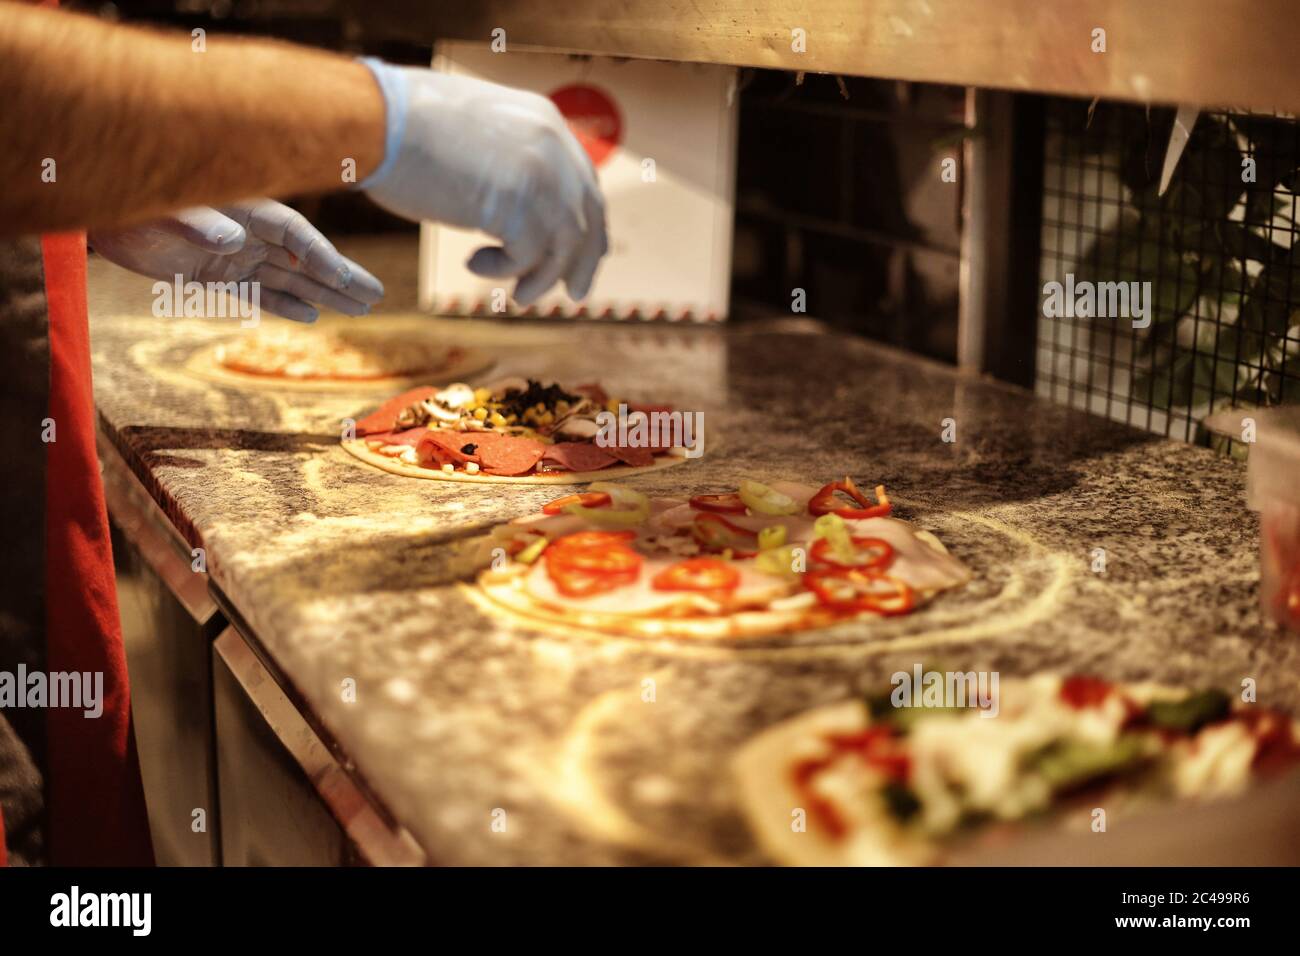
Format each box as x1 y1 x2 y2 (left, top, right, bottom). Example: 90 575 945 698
490 412 507 427
474 388 492 404
473 407 488 421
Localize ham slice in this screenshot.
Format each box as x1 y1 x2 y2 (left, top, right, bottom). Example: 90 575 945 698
355 386 439 435
605 443 655 468
648 483 972 593
574 383 609 405
627 401 673 416
542 441 619 474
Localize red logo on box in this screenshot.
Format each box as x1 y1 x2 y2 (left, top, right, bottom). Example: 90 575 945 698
549 84 623 169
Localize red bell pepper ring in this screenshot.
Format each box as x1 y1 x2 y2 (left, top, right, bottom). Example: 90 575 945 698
1059 675 1114 709
548 543 642 575
825 727 911 782
691 512 759 558
544 530 643 597
546 561 641 597
651 557 741 594
790 725 909 838
542 492 611 515
547 530 637 553
688 492 748 515
808 477 892 520
809 536 894 571
804 567 914 616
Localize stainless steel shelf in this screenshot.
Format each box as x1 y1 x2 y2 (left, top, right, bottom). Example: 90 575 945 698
357 0 1300 114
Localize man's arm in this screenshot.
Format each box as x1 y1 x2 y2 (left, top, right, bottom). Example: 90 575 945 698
0 4 386 235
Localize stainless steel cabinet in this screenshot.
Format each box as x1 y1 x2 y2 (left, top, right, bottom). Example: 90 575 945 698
213 626 424 866
105 436 223 867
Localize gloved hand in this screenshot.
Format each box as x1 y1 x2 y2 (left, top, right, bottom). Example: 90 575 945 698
359 59 608 306
89 200 384 323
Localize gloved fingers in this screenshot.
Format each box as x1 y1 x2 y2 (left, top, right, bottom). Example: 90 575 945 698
557 124 603 206
262 245 385 305
513 250 569 307
255 263 372 317
564 189 609 301
486 173 582 290
513 220 580 307
465 246 521 280
256 288 319 324
222 200 378 300
492 200 552 281
160 207 247 255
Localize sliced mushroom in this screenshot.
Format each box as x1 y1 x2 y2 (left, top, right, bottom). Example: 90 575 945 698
435 383 476 409
421 398 463 423
555 416 600 440
395 403 431 429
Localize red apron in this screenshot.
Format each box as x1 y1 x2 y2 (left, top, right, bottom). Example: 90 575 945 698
0 233 153 866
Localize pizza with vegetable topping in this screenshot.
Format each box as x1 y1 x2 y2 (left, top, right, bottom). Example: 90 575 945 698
465 478 971 638
733 674 1300 866
187 323 493 391
341 378 694 483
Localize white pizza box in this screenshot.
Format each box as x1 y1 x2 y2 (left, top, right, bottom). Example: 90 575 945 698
418 41 739 322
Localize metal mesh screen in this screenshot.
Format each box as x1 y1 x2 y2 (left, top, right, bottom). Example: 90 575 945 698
1036 99 1300 452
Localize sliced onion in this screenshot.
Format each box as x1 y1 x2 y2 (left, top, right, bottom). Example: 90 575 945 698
515 536 549 564
564 481 650 526
738 479 800 516
755 545 800 578
590 482 649 510
813 513 856 563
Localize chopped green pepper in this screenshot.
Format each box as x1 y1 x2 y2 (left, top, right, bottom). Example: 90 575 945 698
1144 689 1231 734
1031 736 1147 792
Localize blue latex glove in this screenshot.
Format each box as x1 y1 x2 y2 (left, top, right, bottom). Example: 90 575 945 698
359 58 609 307
89 200 385 323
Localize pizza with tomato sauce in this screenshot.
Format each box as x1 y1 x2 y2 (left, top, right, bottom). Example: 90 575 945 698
187 322 492 391
342 378 694 484
733 674 1300 866
466 478 971 638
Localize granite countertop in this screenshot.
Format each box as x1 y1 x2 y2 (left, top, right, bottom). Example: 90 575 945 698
88 236 1300 865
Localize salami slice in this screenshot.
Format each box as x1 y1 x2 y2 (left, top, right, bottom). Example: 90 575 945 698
574 383 610 406
622 405 680 451
363 426 429 447
470 432 547 476
627 401 673 416
542 441 619 473
605 443 655 468
417 430 481 469
355 386 439 435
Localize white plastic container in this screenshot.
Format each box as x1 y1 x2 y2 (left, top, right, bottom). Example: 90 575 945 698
419 41 738 322
1243 407 1300 632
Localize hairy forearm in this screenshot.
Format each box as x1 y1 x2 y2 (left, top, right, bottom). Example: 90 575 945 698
0 4 386 235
